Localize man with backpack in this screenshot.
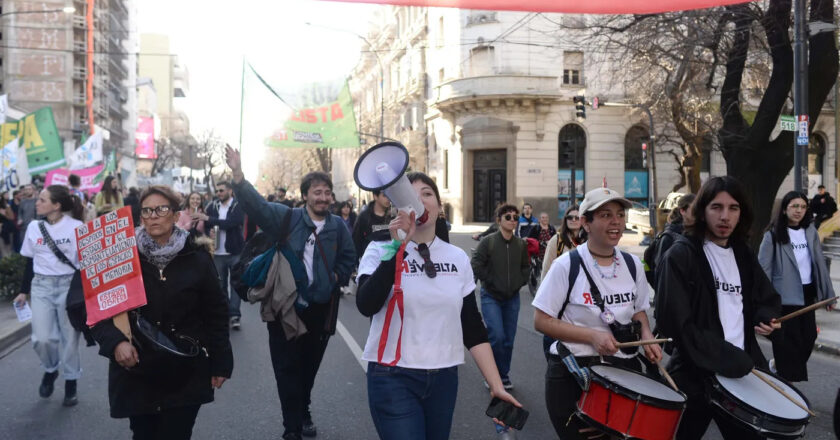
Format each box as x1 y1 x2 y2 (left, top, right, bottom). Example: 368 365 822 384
643 193 695 287
225 146 355 440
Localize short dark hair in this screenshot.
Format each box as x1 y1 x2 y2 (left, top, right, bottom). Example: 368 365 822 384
818 185 826 190
523 203 532 209
372 189 382 197
68 174 81 187
216 181 231 190
300 171 333 196
686 176 753 242
496 203 519 220
406 172 441 206
140 185 183 210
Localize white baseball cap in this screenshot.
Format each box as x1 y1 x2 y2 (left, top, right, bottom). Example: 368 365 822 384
579 188 632 215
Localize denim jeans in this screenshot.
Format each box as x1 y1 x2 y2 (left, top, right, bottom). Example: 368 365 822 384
480 288 520 380
367 362 459 440
214 254 240 317
30 274 82 379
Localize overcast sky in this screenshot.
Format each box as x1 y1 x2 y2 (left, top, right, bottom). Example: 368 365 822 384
137 0 375 147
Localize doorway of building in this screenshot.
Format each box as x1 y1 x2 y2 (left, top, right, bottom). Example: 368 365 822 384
473 149 507 222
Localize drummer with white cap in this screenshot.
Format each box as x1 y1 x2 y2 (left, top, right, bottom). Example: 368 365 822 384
656 176 781 439
533 187 661 439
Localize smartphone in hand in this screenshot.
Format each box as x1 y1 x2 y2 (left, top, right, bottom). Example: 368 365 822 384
485 397 529 430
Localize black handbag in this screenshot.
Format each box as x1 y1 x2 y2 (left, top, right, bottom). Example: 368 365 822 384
128 310 204 382
37 221 88 337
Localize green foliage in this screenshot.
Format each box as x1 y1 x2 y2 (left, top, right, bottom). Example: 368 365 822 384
0 254 25 300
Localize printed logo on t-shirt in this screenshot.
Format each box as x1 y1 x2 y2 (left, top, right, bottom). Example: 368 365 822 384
400 258 460 276
36 237 72 246
792 242 808 250
581 291 636 306
714 276 742 296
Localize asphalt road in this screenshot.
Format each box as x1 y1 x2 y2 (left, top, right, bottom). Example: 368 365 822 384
1 232 838 439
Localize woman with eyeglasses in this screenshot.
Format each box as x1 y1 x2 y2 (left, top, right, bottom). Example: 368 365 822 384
355 172 521 440
541 205 586 278
91 185 233 439
533 188 661 439
758 191 836 382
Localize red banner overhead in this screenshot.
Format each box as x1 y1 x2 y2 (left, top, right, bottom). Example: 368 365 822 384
327 0 753 14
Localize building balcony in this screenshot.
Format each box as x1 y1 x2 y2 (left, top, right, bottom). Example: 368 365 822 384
109 56 128 78
72 66 86 80
433 75 561 112
72 14 85 29
72 93 86 107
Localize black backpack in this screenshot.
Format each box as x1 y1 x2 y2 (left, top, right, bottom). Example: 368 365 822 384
542 249 637 354
230 209 300 302
642 230 676 286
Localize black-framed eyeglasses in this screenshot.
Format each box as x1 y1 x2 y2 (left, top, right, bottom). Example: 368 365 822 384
502 214 517 221
566 215 580 221
140 205 173 218
416 243 437 278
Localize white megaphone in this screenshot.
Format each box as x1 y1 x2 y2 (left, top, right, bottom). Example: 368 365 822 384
354 142 429 240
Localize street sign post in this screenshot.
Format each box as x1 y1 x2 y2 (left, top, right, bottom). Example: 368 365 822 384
780 115 797 132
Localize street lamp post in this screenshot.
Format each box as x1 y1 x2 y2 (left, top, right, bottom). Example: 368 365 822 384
306 22 384 142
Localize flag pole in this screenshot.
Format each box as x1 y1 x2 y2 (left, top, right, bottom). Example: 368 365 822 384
238 57 245 154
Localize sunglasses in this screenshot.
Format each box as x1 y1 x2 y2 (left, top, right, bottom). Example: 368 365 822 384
502 214 518 221
566 215 580 221
416 243 437 278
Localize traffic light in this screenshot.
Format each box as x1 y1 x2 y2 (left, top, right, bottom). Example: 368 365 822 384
641 142 648 168
573 96 586 121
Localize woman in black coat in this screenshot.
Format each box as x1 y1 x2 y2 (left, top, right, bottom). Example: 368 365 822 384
91 185 233 440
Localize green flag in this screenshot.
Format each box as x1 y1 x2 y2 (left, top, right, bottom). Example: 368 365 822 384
263 82 360 149
20 107 65 174
93 150 116 183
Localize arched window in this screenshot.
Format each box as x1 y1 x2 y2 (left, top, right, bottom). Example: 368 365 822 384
624 125 649 171
558 124 586 169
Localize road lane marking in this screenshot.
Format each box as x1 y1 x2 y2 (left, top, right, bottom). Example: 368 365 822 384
336 320 366 371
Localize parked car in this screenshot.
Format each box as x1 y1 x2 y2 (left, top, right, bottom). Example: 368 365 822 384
627 192 686 234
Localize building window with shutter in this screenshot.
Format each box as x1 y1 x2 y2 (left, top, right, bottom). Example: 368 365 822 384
563 51 583 85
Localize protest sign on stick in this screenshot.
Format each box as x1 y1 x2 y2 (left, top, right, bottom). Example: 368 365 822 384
75 206 146 326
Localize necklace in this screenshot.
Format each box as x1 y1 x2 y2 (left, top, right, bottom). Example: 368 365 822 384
588 248 616 259
592 254 620 279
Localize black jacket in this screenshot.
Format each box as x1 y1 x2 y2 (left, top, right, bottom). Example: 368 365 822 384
91 237 233 418
470 231 529 301
352 201 392 261
205 198 245 255
656 235 780 378
811 192 838 218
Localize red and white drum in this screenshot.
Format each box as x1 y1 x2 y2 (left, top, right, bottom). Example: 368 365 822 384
577 364 687 440
708 373 811 438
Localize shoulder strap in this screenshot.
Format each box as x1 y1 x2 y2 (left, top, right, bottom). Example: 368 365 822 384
558 249 581 318
621 251 637 282
37 221 77 270
577 255 607 313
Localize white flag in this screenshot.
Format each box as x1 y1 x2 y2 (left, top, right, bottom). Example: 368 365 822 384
69 132 103 170
0 138 19 191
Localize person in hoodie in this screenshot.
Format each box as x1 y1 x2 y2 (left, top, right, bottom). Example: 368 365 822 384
656 176 781 440
352 190 393 261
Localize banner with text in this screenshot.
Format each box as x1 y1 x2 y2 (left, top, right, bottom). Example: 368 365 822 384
328 0 754 14
76 207 146 326
135 116 156 159
20 107 66 174
46 165 105 195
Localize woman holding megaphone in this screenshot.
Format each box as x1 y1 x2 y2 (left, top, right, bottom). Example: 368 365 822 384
355 171 521 440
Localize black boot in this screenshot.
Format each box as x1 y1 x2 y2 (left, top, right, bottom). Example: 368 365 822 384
39 371 58 398
63 380 78 407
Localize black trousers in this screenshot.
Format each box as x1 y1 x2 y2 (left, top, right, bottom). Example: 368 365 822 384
267 302 331 436
128 404 201 440
771 283 818 382
671 369 764 440
545 354 642 439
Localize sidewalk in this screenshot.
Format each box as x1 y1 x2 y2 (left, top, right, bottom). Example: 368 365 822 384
615 229 840 357
0 300 30 359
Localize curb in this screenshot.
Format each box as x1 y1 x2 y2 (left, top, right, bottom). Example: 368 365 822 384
814 339 840 357
0 321 30 359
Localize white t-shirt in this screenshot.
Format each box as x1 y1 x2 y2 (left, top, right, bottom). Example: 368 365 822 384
788 228 812 284
532 242 650 358
703 240 745 350
303 219 326 286
20 216 84 275
214 198 233 256
357 238 476 369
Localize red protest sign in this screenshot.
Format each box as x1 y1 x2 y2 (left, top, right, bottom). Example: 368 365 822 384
75 206 147 326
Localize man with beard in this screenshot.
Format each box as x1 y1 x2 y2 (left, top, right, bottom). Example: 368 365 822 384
202 181 245 329
225 146 355 440
656 176 781 439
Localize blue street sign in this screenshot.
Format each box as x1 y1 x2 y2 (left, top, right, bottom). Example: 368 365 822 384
797 136 809 146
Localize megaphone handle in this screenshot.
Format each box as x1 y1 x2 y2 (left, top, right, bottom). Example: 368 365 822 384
396 206 414 241
397 229 407 240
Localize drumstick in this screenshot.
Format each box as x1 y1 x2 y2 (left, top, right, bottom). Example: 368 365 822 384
656 361 680 392
777 297 838 323
615 338 672 348
751 369 816 417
